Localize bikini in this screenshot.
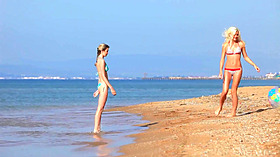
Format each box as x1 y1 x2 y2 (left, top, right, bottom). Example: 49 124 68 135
96 58 109 89
225 44 242 75
226 44 241 55
93 61 109 97
97 65 109 89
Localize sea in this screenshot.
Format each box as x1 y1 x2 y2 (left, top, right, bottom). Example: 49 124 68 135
0 79 279 157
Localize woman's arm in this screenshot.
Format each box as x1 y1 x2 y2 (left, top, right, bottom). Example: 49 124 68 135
219 43 227 79
97 59 117 95
240 42 260 72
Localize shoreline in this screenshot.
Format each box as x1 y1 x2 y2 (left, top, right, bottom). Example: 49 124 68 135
0 78 279 80
108 86 280 156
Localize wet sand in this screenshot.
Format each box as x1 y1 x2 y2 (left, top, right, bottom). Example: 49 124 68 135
108 86 280 156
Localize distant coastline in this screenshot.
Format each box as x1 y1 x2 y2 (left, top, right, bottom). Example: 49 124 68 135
0 75 279 80
142 76 279 80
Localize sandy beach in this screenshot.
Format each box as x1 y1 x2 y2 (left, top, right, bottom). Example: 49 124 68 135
108 86 280 156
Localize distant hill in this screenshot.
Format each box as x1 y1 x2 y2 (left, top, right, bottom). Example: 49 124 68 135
0 54 267 78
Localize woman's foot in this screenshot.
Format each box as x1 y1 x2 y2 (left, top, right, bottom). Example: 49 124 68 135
215 108 222 116
226 114 236 118
93 129 101 134
229 111 237 117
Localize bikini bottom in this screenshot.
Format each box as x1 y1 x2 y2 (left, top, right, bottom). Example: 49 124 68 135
97 82 107 92
224 68 242 75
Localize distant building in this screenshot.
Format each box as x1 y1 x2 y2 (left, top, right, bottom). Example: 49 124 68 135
71 77 85 80
265 72 277 79
276 72 280 78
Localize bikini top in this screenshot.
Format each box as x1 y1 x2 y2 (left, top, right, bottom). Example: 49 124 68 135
96 58 109 76
226 44 241 55
104 64 109 72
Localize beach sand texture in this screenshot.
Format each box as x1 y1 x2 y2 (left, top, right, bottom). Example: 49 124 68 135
109 86 280 156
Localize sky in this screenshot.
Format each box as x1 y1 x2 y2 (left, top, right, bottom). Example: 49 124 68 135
0 0 279 77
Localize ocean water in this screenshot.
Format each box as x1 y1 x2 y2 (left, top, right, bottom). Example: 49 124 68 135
0 79 279 157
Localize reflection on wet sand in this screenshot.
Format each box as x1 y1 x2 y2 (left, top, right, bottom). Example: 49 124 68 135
72 132 114 156
92 133 114 157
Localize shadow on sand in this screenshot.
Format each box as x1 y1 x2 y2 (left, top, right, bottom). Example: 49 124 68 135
239 107 273 116
136 122 158 127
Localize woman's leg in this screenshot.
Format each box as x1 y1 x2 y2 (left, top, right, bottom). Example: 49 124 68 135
216 71 232 116
230 69 242 117
94 84 108 133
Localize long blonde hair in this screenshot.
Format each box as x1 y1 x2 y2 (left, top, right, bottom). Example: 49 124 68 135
95 43 109 66
222 27 243 46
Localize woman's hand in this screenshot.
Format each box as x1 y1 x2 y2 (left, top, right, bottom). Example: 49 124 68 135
254 65 260 72
110 87 117 96
219 72 223 79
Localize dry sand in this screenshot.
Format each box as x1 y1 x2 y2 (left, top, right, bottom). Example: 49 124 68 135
108 86 280 157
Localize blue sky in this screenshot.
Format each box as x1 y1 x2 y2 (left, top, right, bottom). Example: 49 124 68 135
0 0 279 77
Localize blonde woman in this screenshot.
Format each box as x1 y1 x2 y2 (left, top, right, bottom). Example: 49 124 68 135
93 43 116 134
215 27 260 117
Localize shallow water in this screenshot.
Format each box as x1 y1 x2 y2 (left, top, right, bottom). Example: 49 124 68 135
0 105 146 157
